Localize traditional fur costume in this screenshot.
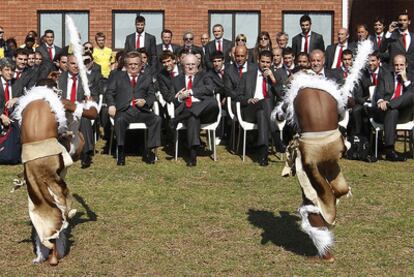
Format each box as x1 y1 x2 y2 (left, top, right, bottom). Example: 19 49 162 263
276 40 373 257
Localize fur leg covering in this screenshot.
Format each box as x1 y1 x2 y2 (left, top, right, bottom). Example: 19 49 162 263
298 205 334 257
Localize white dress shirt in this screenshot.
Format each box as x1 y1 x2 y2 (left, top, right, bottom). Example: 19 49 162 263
136 32 146 49
300 31 312 53
331 42 348 69
66 73 79 101
1 77 12 100
254 69 266 100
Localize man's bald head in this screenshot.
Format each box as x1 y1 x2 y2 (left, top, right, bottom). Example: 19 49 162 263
234 45 248 66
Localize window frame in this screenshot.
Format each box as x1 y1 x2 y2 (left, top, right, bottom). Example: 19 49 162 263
37 10 90 47
282 10 335 46
208 10 261 46
111 10 165 50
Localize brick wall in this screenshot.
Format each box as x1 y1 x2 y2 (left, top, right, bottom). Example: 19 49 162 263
0 0 343 47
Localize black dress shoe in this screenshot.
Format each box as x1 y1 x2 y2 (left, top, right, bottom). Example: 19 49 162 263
169 118 178 130
146 150 156 164
275 142 287 153
81 155 92 169
117 146 126 166
187 148 197 167
385 150 406 162
259 158 269 166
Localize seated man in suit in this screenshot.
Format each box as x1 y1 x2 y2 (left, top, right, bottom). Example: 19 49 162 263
58 54 98 168
13 48 37 94
124 16 157 66
292 14 325 57
309 50 342 82
169 54 219 166
237 50 286 166
204 24 232 70
107 51 161 165
374 54 414 161
158 51 182 103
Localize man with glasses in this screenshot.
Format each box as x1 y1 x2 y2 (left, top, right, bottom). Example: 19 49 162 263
292 14 325 57
204 24 232 70
179 31 203 55
124 16 157 66
169 54 218 166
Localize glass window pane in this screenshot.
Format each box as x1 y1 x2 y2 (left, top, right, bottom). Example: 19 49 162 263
40 13 63 47
140 12 163 45
210 13 233 42
65 13 89 46
114 13 136 49
283 13 332 47
235 13 259 49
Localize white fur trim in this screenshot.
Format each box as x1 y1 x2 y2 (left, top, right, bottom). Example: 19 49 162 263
66 15 91 97
13 86 67 134
284 73 347 127
73 102 84 120
298 205 335 257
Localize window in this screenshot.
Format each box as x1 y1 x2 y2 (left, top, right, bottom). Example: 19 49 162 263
209 11 260 48
39 11 89 48
283 12 333 47
112 11 164 50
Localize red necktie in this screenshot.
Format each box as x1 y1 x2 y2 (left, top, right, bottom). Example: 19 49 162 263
48 47 53 61
130 75 137 105
336 45 343 68
377 36 381 48
304 34 309 53
70 75 77 103
136 34 141 49
239 66 243 78
343 70 348 78
392 79 402 99
3 82 9 116
262 76 268 98
15 71 21 80
170 71 175 78
217 40 222 52
371 73 378 86
402 33 407 50
185 76 193 108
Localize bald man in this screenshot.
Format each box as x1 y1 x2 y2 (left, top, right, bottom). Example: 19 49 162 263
169 54 219 166
325 28 356 69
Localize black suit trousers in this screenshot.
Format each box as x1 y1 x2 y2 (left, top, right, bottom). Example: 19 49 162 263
80 117 94 154
115 106 162 148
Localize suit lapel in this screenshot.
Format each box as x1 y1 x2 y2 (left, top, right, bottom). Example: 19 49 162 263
60 73 68 99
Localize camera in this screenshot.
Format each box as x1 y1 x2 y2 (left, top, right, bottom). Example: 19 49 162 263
397 23 403 28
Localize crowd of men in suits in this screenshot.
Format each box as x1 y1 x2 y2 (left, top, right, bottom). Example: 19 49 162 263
1 12 414 167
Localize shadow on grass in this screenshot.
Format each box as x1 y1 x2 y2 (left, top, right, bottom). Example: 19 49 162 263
247 209 317 256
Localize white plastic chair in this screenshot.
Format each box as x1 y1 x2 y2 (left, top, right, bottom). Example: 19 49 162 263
108 101 160 156
167 94 222 161
370 118 414 158
236 102 258 162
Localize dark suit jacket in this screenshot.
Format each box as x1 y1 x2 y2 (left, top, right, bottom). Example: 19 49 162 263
206 68 227 96
381 31 414 70
176 45 203 55
87 63 103 96
223 62 258 100
156 43 179 57
359 67 389 103
204 39 232 70
0 79 21 113
292 32 325 56
124 32 157 65
13 67 37 95
324 42 357 69
376 70 414 102
58 71 98 102
36 43 62 63
106 71 155 113
170 71 215 116
237 69 282 106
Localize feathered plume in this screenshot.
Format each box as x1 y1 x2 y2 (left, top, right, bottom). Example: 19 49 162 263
66 15 90 97
340 39 373 97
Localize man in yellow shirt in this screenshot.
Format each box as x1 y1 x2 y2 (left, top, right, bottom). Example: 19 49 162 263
92 32 112 79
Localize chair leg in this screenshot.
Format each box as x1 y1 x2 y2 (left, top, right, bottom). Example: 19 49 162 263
232 121 236 152
237 127 242 154
208 130 211 150
410 129 414 158
213 130 217 161
175 131 179 161
242 130 247 162
375 129 379 158
109 127 114 156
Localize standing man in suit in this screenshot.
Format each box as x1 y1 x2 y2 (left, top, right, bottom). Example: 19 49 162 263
169 54 219 166
58 54 98 168
107 51 161 165
237 50 286 166
200 33 210 55
272 47 283 70
292 15 325 57
179 31 203 55
325 28 356 69
370 17 386 51
156 29 179 58
375 54 414 161
36 30 61 69
204 24 232 70
124 16 157 66
382 12 414 72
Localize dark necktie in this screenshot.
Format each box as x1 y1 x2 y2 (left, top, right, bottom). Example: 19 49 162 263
304 34 309 53
402 33 407 50
377 36 381 48
170 71 175 78
48 46 53 61
371 72 378 86
217 40 222 52
186 76 193 108
70 75 77 103
239 66 243 78
15 71 21 80
136 34 141 49
3 82 9 116
130 75 137 106
392 79 402 99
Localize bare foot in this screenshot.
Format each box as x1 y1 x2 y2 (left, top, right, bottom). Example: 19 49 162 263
48 246 59 266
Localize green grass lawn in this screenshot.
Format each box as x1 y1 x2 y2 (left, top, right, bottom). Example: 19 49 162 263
1 141 413 276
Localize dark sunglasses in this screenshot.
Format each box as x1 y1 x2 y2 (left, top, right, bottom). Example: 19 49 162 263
84 46 93 50
260 37 269 41
0 31 4 34
184 37 194 41
236 38 246 42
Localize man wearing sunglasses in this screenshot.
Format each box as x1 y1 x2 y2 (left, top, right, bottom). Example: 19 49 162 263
178 31 203 56
292 14 325 57
204 24 232 70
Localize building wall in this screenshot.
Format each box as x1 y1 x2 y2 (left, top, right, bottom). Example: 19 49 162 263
0 0 343 47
